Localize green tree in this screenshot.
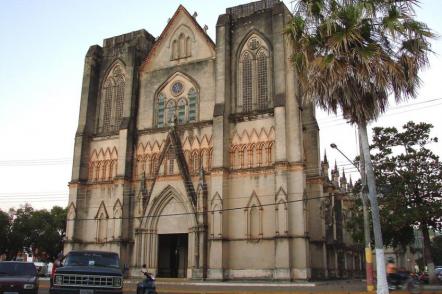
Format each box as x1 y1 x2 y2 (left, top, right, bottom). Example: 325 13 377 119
8 204 67 260
0 210 11 256
285 1 434 292
370 121 442 280
47 206 67 258
8 204 34 257
431 235 442 266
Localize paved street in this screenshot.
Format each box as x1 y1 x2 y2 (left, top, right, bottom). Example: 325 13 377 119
37 278 442 293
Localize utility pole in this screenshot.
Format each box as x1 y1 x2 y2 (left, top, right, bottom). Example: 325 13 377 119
330 143 373 291
358 137 374 292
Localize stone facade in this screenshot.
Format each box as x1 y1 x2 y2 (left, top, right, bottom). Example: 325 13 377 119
66 0 362 280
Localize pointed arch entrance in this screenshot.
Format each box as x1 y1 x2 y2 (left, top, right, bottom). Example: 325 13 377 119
136 185 197 278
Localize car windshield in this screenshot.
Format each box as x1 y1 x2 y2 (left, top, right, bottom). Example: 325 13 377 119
0 263 37 276
64 252 120 268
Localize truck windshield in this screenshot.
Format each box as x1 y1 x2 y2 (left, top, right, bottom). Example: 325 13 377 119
64 252 120 268
0 262 37 276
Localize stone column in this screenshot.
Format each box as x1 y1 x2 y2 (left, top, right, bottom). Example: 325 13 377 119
208 13 232 281
66 46 103 252
271 4 293 280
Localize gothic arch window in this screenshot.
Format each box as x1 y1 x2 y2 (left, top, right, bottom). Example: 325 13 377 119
186 36 192 57
237 34 272 113
171 28 192 60
191 151 199 174
211 193 223 238
257 50 269 110
113 200 122 239
250 205 260 238
151 154 159 176
188 88 198 122
244 192 263 240
177 98 187 124
275 187 288 236
98 63 126 133
172 40 178 60
102 80 114 131
157 94 166 127
97 213 107 243
114 75 125 126
95 162 101 181
166 100 176 124
179 33 186 58
167 150 175 175
155 74 199 127
241 52 253 112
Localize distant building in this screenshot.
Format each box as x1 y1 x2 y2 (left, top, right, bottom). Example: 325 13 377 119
65 0 362 280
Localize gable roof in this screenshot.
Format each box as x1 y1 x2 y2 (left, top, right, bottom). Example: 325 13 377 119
140 5 215 72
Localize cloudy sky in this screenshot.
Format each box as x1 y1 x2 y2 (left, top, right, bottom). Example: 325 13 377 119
0 0 441 211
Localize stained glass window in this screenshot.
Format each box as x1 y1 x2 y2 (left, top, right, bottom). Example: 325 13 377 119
157 94 165 127
177 98 187 124
188 88 197 122
166 100 176 125
156 78 198 128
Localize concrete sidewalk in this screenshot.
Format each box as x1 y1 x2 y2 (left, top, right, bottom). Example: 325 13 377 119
40 278 442 293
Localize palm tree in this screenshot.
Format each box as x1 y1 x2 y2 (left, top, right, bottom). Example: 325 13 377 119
285 0 434 292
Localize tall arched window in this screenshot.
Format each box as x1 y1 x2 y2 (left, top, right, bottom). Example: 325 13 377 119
157 94 165 128
238 34 271 113
186 37 192 57
179 33 186 58
242 52 253 112
166 100 176 124
172 40 178 60
97 212 107 243
177 98 187 124
250 205 259 238
114 75 125 127
257 50 269 110
191 152 199 174
102 80 113 132
188 88 197 122
99 63 125 133
151 154 159 176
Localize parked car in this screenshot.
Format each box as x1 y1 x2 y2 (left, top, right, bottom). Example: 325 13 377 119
50 250 123 294
0 261 39 294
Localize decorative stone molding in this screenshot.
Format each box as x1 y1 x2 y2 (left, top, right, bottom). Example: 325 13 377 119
134 134 213 179
230 127 274 169
88 147 118 182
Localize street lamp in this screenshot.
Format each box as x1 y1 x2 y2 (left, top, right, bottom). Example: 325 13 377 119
330 143 374 292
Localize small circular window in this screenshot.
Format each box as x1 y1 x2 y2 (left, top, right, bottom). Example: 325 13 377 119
171 81 184 96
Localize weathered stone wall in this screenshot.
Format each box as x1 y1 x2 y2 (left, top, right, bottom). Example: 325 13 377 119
66 0 361 281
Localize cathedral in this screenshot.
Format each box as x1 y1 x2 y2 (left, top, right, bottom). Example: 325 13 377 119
65 0 362 280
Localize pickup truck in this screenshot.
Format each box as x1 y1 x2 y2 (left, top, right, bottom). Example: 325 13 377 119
50 251 123 294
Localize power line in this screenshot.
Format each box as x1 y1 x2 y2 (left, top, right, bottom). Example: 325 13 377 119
65 193 337 222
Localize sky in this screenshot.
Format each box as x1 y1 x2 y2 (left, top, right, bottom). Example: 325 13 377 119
0 0 441 211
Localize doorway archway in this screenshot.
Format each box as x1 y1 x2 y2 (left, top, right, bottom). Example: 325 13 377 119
137 185 197 277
